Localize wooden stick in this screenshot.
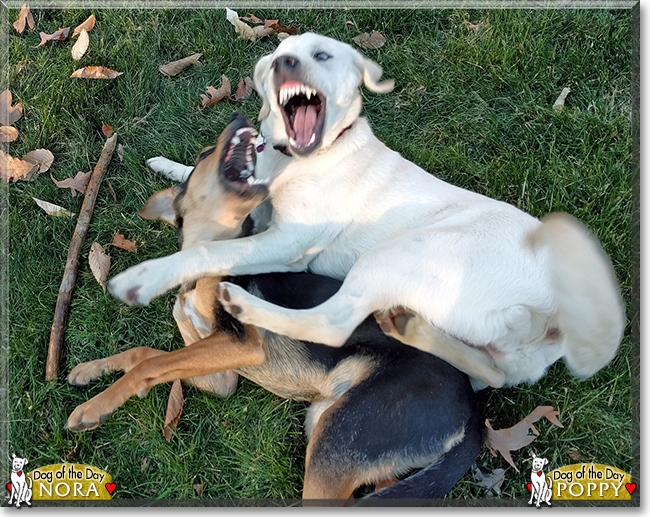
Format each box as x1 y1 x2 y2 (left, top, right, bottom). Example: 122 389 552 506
46 134 117 380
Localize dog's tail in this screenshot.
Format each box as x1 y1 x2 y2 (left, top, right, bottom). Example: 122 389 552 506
526 213 625 378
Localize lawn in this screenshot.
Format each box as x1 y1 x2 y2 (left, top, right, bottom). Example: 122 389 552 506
1 5 636 504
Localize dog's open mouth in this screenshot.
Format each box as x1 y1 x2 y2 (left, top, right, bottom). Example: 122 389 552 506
219 122 262 193
278 81 326 155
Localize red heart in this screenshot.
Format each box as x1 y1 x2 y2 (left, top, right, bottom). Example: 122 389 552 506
625 483 636 495
527 483 532 492
6 482 11 492
537 472 542 476
105 483 116 495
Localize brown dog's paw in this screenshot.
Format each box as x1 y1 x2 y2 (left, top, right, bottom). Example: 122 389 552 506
64 399 112 432
68 360 108 386
373 307 416 337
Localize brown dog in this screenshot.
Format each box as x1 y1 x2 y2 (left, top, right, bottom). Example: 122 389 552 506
66 114 481 501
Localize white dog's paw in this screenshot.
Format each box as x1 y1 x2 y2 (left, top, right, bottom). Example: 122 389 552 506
146 156 193 182
218 282 260 325
107 257 177 306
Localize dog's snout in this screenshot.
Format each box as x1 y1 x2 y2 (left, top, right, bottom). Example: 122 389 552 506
272 55 300 72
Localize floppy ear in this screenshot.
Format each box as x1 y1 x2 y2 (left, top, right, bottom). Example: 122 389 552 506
254 54 274 121
11 453 16 459
138 186 179 226
353 51 395 94
543 458 548 467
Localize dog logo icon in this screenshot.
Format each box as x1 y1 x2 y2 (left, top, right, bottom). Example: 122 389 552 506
528 452 552 507
6 453 32 508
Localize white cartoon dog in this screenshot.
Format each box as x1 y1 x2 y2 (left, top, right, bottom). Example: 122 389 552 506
528 452 552 507
8 453 32 508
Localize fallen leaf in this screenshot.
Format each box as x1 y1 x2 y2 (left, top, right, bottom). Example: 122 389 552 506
51 171 91 197
277 32 290 41
72 14 96 38
70 66 123 79
107 180 117 202
193 483 204 496
0 150 37 182
102 124 114 137
252 25 277 38
88 242 110 292
112 231 137 252
0 126 19 143
352 30 386 50
221 421 233 429
569 451 585 461
234 76 254 101
0 89 23 126
240 13 263 24
159 53 203 77
200 75 231 108
32 197 74 217
473 467 506 495
140 457 148 472
484 406 563 472
66 442 80 460
22 149 54 175
13 4 35 34
553 87 571 111
71 29 89 61
35 27 70 47
226 8 256 41
163 380 184 442
346 20 354 27
117 143 124 162
463 19 491 32
268 21 297 35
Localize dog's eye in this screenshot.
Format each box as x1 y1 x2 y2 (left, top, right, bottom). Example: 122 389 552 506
313 52 331 62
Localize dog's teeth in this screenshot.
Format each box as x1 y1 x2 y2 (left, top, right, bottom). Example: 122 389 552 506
231 136 241 147
306 89 311 100
308 133 316 145
246 176 254 184
289 137 298 147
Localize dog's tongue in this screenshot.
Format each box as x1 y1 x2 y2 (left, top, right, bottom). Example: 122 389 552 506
292 105 318 147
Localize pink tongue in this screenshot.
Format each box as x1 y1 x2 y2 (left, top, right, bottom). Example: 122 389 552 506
292 105 318 147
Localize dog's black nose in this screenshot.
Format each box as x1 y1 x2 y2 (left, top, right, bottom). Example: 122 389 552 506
272 55 300 72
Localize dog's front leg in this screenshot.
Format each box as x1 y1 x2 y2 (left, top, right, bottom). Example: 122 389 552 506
65 327 265 431
108 227 309 306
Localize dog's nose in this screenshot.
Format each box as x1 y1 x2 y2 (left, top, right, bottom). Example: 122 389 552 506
272 55 300 72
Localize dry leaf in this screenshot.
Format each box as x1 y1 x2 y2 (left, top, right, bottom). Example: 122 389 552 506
0 150 37 182
32 197 74 217
277 32 290 41
163 380 184 442
268 21 297 35
71 29 89 61
252 25 277 38
22 149 54 174
473 466 506 495
51 171 91 197
0 89 23 126
0 126 19 143
346 20 354 27
107 180 117 202
484 406 563 472
352 30 386 50
569 451 586 461
159 53 203 77
240 13 263 24
221 421 232 429
35 27 70 47
226 8 256 41
102 124 114 137
463 19 491 32
13 4 35 34
234 76 254 101
70 66 123 79
72 14 96 38
193 483 204 496
553 87 571 111
200 75 231 108
117 143 124 162
88 242 110 292
112 231 137 252
66 442 80 461
140 457 148 472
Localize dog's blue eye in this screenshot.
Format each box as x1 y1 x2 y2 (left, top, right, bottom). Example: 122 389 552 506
314 52 331 62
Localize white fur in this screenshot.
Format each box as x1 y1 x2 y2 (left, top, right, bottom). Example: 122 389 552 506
112 33 625 388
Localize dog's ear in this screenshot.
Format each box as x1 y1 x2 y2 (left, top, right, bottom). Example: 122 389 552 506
24 459 28 465
139 186 180 226
11 453 16 459
532 452 537 459
254 54 274 121
353 52 395 94
543 458 548 466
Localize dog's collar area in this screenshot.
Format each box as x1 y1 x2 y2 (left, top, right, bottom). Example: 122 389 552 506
261 124 354 157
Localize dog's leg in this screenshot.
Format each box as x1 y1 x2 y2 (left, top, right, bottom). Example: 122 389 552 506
65 327 265 431
146 157 194 183
68 347 166 386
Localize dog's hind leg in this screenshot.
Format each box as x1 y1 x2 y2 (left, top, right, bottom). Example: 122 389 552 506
146 157 193 183
65 326 265 432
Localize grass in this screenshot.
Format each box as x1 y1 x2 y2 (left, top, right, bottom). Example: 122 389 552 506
1 6 634 504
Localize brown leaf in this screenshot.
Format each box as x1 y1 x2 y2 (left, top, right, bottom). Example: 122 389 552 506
22 149 54 175
112 231 137 252
484 406 563 472
163 380 184 442
268 22 297 35
13 4 35 34
70 66 123 79
240 13 263 24
51 171 91 197
346 20 354 27
569 451 585 461
35 27 70 47
89 242 110 292
221 421 233 429
252 25 277 39
32 197 74 217
117 143 124 162
263 19 280 29
107 180 117 202
226 8 256 41
0 150 37 182
193 483 204 496
159 53 203 77
71 29 89 61
0 89 24 126
234 76 254 101
473 466 506 495
0 126 19 143
352 30 386 50
72 14 96 38
140 457 148 472
200 75 231 108
277 32 290 41
66 442 80 461
102 124 114 137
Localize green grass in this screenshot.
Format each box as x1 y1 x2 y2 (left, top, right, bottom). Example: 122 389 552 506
2 6 634 503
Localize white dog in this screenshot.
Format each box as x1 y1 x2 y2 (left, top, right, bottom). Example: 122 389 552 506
528 453 552 507
8 453 32 508
109 33 624 389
